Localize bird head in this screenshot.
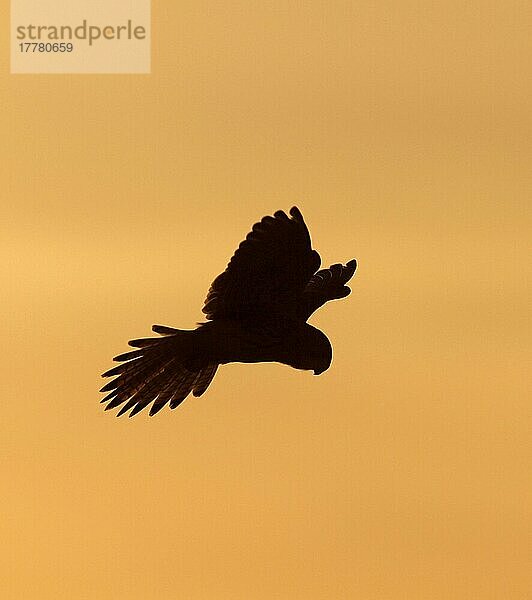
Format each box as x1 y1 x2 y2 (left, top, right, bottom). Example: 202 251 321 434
312 338 332 375
283 324 332 375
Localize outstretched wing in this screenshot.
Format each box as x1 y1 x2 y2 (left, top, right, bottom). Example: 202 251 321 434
298 259 357 321
202 206 321 321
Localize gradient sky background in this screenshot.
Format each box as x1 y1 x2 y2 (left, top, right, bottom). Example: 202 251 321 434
1 2 530 599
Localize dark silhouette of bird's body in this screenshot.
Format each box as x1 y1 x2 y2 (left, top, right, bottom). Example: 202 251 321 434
101 207 357 417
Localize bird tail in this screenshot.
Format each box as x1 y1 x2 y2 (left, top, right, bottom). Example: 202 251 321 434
100 325 218 417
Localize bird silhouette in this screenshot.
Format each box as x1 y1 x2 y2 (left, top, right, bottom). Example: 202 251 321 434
100 207 357 417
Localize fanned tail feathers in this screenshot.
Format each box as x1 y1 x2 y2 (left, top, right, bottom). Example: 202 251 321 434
100 325 218 417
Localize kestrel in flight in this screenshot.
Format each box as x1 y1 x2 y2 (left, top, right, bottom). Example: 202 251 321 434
101 207 357 417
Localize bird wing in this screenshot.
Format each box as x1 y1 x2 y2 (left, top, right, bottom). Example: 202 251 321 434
298 259 357 321
202 206 321 320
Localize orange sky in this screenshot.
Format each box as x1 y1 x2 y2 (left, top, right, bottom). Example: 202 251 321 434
1 2 530 598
